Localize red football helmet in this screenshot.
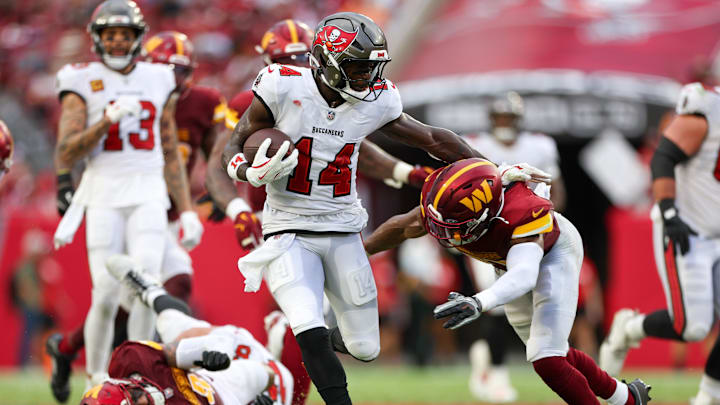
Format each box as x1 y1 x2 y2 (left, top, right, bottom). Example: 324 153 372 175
142 31 197 90
79 377 166 405
255 19 313 67
0 120 13 177
420 159 503 246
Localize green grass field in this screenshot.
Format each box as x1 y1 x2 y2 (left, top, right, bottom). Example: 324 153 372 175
0 363 701 404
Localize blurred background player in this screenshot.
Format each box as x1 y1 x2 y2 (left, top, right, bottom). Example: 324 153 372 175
49 0 201 397
461 91 567 402
600 82 720 405
0 120 13 185
46 29 224 402
365 159 651 405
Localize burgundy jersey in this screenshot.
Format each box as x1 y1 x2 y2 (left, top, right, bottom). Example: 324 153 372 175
109 341 223 405
421 176 560 270
225 90 266 213
168 85 226 220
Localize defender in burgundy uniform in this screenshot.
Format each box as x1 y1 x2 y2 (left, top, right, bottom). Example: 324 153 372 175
364 159 652 405
0 120 12 181
48 31 227 403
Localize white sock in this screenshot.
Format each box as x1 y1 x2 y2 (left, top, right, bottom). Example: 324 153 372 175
84 296 118 379
607 378 629 405
699 375 720 399
625 313 646 342
157 309 211 343
127 298 156 340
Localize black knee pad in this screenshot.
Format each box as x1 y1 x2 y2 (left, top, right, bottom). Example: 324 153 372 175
152 294 190 316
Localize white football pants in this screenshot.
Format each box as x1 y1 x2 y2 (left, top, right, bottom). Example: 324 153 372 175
84 201 166 384
503 213 583 362
651 205 720 341
266 233 380 361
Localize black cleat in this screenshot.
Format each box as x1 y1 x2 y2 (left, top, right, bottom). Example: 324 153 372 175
46 333 76 403
626 378 652 405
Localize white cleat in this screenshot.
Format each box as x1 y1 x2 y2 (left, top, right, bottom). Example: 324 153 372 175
469 340 491 400
484 367 518 403
690 390 720 405
599 309 640 376
105 254 162 305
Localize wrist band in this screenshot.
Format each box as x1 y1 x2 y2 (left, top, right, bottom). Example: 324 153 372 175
392 161 413 184
226 153 246 182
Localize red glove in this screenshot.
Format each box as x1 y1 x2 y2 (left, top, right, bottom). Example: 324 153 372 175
408 166 435 188
234 211 263 252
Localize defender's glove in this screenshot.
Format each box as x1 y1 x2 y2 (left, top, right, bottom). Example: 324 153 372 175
193 350 230 371
498 163 552 186
246 139 299 187
253 393 275 405
105 95 142 123
235 211 263 252
196 193 226 222
180 211 204 250
659 199 697 255
408 166 435 188
57 172 74 216
433 292 482 330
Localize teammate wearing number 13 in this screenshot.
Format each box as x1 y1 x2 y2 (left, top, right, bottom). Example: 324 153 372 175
222 12 483 405
53 0 200 388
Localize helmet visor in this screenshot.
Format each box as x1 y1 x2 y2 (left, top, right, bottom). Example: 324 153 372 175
424 205 488 246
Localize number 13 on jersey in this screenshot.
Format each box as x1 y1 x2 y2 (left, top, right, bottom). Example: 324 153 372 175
286 137 356 197
103 100 156 151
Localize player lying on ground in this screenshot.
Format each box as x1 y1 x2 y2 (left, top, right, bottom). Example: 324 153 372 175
364 158 652 405
81 253 295 405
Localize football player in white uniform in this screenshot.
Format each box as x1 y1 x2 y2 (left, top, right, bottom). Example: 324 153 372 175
221 12 484 405
52 0 201 391
600 82 720 404
462 92 566 402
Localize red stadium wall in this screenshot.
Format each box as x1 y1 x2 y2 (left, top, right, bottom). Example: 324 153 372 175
606 208 709 369
0 209 274 366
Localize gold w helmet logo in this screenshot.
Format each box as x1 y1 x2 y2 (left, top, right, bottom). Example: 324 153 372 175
459 180 493 212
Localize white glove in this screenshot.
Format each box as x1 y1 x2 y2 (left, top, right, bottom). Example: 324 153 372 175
105 95 142 123
498 162 552 186
179 211 204 250
245 138 299 187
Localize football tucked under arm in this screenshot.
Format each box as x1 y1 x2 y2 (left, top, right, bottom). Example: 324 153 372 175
364 206 427 255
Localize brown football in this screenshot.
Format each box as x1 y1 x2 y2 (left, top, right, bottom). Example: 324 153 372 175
242 128 294 163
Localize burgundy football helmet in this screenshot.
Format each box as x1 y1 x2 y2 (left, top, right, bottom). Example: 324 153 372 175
142 31 197 90
255 19 314 67
79 377 165 405
420 159 503 246
0 120 13 179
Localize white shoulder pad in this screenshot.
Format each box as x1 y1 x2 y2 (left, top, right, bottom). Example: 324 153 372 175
251 64 283 118
378 79 403 126
55 63 92 99
676 82 711 115
141 62 176 96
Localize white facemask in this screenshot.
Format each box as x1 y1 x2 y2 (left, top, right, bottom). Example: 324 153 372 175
492 127 517 143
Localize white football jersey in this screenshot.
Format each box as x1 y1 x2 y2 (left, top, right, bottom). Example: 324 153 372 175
673 83 720 237
55 61 176 207
252 65 402 233
464 131 561 179
196 325 293 405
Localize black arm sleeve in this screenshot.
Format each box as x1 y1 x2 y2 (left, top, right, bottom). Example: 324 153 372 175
650 136 690 180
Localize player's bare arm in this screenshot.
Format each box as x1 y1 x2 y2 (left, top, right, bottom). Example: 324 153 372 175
651 114 707 201
365 206 427 255
55 92 112 166
161 340 181 368
206 129 240 210
379 112 485 163
357 140 402 181
221 97 275 181
160 92 192 212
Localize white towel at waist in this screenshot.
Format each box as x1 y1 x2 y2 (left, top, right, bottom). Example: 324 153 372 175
237 233 295 292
